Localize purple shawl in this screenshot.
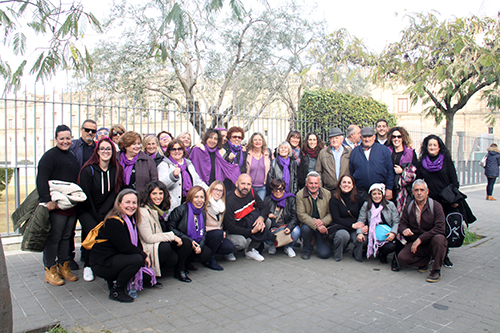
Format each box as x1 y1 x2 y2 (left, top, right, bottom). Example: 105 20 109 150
278 156 291 193
422 154 444 172
367 204 386 258
189 145 240 184
228 141 244 167
388 145 414 165
168 156 192 197
123 214 156 291
187 202 205 243
120 153 139 185
271 192 295 208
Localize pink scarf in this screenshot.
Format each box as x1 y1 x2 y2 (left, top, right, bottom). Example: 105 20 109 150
367 204 386 258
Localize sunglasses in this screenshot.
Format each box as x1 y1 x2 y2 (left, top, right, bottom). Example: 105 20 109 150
169 147 184 152
273 188 285 192
231 135 243 140
392 135 402 139
83 128 97 134
112 131 124 136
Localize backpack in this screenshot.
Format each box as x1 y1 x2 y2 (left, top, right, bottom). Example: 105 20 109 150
81 215 124 250
479 154 488 168
407 198 464 248
445 212 465 248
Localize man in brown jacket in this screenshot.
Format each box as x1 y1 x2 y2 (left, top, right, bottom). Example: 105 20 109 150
398 179 447 283
315 127 351 192
297 172 332 260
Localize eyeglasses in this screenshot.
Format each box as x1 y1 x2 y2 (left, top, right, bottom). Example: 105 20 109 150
99 147 112 152
97 131 108 136
169 147 184 152
83 128 97 134
112 131 124 136
231 135 243 140
212 188 224 193
392 135 402 139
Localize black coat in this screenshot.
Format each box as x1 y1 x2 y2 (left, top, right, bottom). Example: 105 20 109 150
167 204 207 247
263 195 298 231
267 158 298 195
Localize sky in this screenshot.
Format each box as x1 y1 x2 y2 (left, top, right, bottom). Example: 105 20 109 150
2 0 499 91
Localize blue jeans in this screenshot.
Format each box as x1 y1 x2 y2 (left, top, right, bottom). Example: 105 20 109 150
300 224 332 259
252 186 266 201
287 226 301 248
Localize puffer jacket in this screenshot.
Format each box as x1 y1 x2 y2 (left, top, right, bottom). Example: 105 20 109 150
485 147 500 178
11 189 50 252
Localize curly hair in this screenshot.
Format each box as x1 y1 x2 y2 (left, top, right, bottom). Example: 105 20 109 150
387 126 412 148
139 180 171 211
227 126 245 141
419 134 451 161
118 131 142 152
246 132 268 153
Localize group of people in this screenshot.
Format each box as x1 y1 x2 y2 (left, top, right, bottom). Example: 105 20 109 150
32 118 484 303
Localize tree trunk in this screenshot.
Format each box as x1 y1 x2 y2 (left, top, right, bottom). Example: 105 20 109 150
445 111 455 153
0 235 13 333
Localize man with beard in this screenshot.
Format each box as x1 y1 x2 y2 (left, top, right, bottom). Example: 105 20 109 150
224 174 272 261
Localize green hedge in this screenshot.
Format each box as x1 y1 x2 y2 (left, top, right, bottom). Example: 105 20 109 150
0 167 14 198
298 89 396 140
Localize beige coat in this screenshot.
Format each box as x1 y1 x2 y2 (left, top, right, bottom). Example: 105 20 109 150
296 187 332 230
315 145 351 191
137 206 176 277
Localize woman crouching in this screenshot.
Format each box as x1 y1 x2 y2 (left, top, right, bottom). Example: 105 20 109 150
90 189 157 303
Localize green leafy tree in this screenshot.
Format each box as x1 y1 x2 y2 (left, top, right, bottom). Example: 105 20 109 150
0 0 102 92
298 89 396 140
372 12 500 149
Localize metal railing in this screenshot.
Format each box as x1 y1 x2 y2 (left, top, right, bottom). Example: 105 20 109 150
1 88 498 235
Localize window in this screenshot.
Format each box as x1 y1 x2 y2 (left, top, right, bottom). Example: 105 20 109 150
398 98 408 113
488 127 494 134
8 119 13 129
36 117 41 128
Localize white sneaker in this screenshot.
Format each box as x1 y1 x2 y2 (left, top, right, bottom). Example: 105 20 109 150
224 253 236 261
83 267 94 282
284 247 296 258
245 248 265 262
268 244 276 255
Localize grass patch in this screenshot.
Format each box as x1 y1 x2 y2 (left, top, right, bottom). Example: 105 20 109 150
463 229 484 246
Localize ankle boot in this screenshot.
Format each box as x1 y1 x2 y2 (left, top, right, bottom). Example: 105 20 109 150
109 282 134 303
58 261 78 281
487 195 497 201
203 256 224 271
44 265 64 286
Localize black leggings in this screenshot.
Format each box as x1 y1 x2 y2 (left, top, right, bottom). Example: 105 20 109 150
92 253 143 288
378 240 404 258
158 240 193 271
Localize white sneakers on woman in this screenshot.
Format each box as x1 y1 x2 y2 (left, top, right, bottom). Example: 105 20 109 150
83 267 95 282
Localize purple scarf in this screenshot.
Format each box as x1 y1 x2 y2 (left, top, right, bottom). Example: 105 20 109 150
388 145 414 165
278 156 291 193
367 204 386 258
189 144 240 185
123 214 156 291
228 141 244 167
422 154 444 172
120 153 139 185
186 202 205 243
271 193 295 208
168 156 192 197
185 147 191 157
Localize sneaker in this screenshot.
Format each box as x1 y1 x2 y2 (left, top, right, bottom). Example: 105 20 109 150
426 270 441 283
268 244 276 255
83 267 94 282
224 253 236 261
443 256 454 268
418 264 428 273
284 247 296 258
245 248 265 262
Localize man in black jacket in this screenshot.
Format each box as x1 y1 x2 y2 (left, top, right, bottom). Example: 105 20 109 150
224 174 271 261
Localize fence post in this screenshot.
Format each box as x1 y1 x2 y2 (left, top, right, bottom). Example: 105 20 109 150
0 235 13 333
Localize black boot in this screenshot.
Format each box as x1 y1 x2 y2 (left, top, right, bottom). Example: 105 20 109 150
109 282 134 303
391 255 400 272
174 270 192 283
203 256 223 271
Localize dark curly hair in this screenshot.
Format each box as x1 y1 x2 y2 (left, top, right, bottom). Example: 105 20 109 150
387 126 412 148
419 134 451 161
139 180 171 211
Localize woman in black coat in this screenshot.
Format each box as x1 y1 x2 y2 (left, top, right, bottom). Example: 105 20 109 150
263 179 300 258
297 133 325 190
167 186 213 282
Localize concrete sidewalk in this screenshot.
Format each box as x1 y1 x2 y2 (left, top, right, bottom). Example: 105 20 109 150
5 186 499 333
